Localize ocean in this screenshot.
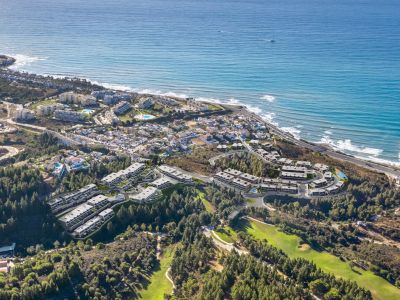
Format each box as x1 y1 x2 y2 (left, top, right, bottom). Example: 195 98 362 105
0 0 399 166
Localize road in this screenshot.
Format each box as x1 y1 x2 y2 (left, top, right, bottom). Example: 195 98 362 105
203 227 248 255
236 108 400 178
172 166 213 184
0 145 20 161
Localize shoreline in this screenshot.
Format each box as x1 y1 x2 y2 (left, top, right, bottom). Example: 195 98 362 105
1 55 400 178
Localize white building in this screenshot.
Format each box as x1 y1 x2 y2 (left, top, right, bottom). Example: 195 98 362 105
158 165 192 183
310 178 328 188
101 163 145 185
150 177 173 189
13 108 35 121
87 195 109 210
281 171 307 180
36 103 63 116
54 110 85 122
59 203 94 230
48 183 98 214
130 186 161 203
114 101 132 115
59 92 96 106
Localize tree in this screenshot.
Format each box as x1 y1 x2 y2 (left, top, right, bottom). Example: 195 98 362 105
309 279 329 296
324 288 341 300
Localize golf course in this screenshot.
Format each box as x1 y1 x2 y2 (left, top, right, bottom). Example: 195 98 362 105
238 218 400 300
139 246 175 300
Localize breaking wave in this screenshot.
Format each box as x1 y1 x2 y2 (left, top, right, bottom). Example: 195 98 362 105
260 94 276 103
320 135 383 156
281 127 301 140
5 53 399 167
7 54 46 70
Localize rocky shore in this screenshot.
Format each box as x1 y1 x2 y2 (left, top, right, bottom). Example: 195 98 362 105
0 55 16 68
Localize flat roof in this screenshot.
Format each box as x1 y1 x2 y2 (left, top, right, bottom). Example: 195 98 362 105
281 171 307 178
59 203 93 223
151 177 172 186
240 173 260 181
232 178 251 187
282 166 307 172
215 172 235 180
74 216 102 234
224 168 242 177
131 187 159 201
87 195 108 206
313 178 327 184
99 208 114 217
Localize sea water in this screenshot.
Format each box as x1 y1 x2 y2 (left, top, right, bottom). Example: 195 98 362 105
0 0 399 165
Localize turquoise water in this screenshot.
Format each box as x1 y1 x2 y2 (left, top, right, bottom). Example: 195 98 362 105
143 115 155 120
0 0 399 165
336 171 348 181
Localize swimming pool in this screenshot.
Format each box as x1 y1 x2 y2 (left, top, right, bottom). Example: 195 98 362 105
135 114 156 120
336 170 348 181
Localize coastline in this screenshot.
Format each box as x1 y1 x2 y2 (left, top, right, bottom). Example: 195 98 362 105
1 55 399 178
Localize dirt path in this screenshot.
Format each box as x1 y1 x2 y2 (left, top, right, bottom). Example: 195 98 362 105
165 267 176 289
0 145 20 161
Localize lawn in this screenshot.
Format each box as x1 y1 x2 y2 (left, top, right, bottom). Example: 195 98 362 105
139 245 175 300
237 218 400 300
119 113 134 123
30 98 57 110
196 191 215 213
246 198 256 205
213 226 238 244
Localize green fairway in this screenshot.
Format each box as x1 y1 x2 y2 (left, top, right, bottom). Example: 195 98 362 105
238 218 400 300
139 246 175 300
196 191 215 213
213 226 238 243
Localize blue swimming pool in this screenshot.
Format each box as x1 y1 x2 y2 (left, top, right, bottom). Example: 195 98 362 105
336 170 348 181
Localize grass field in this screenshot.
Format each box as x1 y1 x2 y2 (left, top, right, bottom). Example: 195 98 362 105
246 198 256 205
213 226 238 243
196 191 215 213
238 218 400 300
139 245 175 300
119 113 134 123
30 98 57 110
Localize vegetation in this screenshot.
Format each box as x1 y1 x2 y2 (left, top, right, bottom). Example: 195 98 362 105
0 165 65 250
166 146 219 175
237 218 400 300
213 225 237 243
216 152 280 178
139 245 176 300
0 234 157 299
